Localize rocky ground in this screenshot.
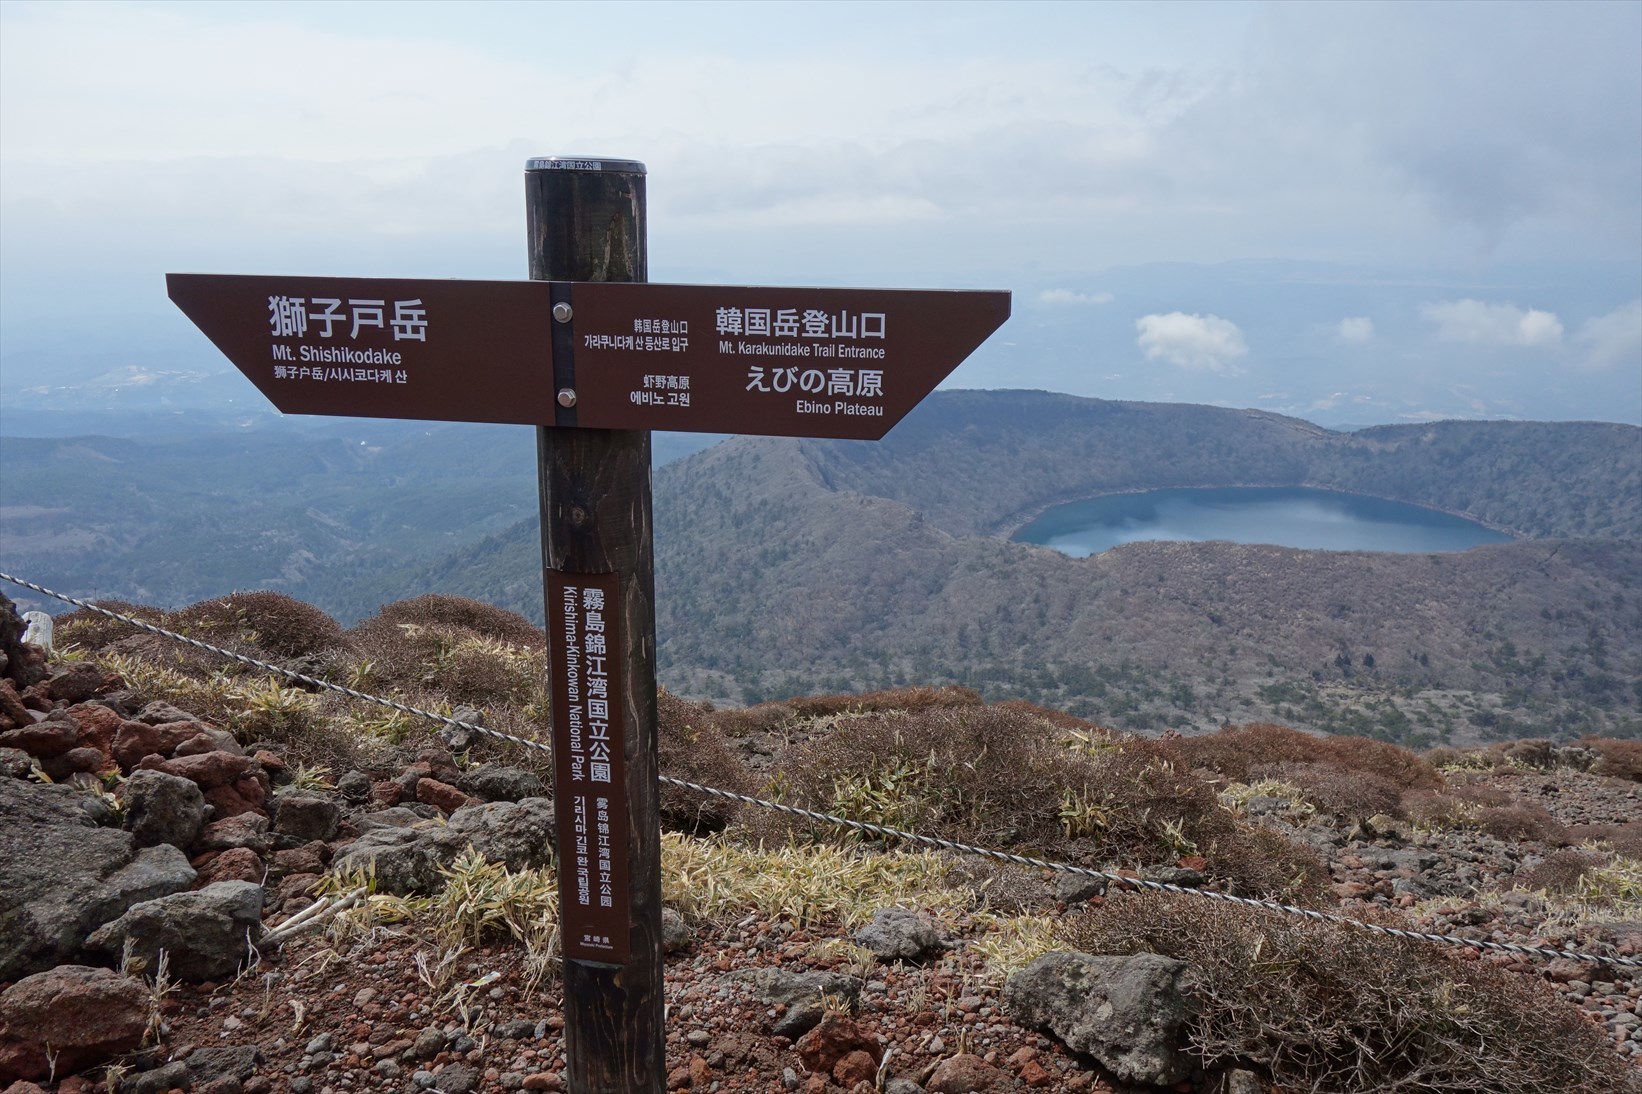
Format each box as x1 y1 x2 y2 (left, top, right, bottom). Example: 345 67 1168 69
1 596 1639 1094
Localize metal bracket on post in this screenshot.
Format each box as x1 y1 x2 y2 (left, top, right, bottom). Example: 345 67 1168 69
550 287 578 427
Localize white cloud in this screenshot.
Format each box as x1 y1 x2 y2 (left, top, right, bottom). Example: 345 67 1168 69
1038 289 1115 307
1336 316 1374 342
1420 299 1564 347
1575 300 1642 372
1135 312 1248 372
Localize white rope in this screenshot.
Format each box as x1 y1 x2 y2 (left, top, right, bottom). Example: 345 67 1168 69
5 571 1636 972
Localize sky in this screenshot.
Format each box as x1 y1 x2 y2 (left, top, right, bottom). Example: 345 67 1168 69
2 0 1639 429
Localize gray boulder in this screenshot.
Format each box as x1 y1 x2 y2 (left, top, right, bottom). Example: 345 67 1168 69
463 764 546 803
121 768 206 849
439 796 556 868
731 966 860 1038
854 907 949 961
330 797 556 895
0 778 138 980
87 880 264 981
83 845 196 928
272 789 342 842
328 826 448 894
1004 951 1192 1086
1053 870 1108 905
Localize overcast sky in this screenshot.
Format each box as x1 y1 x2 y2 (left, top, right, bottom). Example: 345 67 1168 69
2 0 1638 425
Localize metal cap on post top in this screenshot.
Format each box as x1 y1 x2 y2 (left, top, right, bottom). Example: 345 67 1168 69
526 156 648 429
526 156 647 175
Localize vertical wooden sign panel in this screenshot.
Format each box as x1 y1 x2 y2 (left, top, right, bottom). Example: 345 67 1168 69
547 570 632 965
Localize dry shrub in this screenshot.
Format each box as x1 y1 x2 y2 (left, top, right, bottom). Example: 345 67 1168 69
656 688 755 833
1582 736 1642 782
1497 739 1558 770
710 699 802 738
1403 789 1476 830
761 704 1074 847
1475 805 1567 844
1565 820 1642 859
346 615 543 707
1322 735 1444 792
166 590 343 660
785 685 983 720
54 600 167 651
1164 724 1441 794
992 698 1112 736
1061 892 1634 1094
1163 723 1328 780
1259 762 1405 822
1515 849 1607 895
757 706 1326 901
1421 745 1473 769
370 594 545 649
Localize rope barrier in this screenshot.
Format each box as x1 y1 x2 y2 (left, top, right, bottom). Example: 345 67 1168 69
4 571 1637 971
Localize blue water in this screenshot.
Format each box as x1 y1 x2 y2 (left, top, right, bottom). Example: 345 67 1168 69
1012 487 1513 558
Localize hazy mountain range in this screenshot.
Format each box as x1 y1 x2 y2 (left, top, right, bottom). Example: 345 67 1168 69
3 389 1637 746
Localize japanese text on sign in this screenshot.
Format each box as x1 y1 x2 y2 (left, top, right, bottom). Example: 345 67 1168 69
268 295 428 342
548 570 630 964
713 307 885 340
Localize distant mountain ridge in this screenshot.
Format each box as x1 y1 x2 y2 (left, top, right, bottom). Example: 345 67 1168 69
798 390 1641 540
5 391 1637 742
404 391 1640 743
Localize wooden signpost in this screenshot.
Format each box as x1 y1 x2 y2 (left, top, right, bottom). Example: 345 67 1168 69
167 156 1010 1093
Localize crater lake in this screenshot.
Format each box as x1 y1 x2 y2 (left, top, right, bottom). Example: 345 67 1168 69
1012 486 1515 557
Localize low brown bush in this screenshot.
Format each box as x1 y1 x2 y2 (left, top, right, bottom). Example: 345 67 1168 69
1322 734 1444 791
1475 805 1567 844
369 594 545 648
1163 723 1328 780
1514 849 1607 895
1259 762 1405 821
1583 736 1642 782
54 600 167 651
346 615 543 707
760 704 1075 847
755 705 1326 901
166 590 344 660
657 688 755 833
1061 892 1633 1094
1497 739 1558 770
785 685 983 720
1402 789 1476 830
710 699 802 738
1565 820 1642 859
1164 723 1442 794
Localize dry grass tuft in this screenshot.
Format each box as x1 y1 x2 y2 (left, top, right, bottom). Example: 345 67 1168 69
1061 892 1635 1094
54 600 168 651
661 832 957 929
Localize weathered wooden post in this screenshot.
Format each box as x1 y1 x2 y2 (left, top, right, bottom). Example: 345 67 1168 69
525 157 664 1092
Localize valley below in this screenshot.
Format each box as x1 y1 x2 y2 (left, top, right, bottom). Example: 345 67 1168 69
3 390 1639 745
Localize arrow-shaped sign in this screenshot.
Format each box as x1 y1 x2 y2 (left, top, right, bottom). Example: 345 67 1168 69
167 274 1010 440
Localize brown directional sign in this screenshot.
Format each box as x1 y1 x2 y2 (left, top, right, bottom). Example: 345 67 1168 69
167 273 1009 440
